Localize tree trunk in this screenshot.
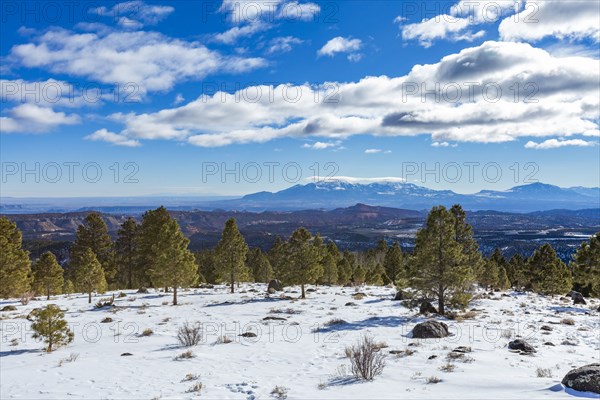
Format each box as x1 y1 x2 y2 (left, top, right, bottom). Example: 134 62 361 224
301 283 305 299
173 286 177 305
438 286 445 315
88 291 92 303
231 280 234 293
46 287 50 300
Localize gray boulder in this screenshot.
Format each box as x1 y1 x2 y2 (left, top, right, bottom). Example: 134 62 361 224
562 364 600 394
393 291 404 301
412 320 449 339
508 339 536 353
267 280 283 292
568 291 587 305
419 301 438 314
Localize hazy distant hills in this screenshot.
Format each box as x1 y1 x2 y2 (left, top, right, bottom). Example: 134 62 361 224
1 182 599 214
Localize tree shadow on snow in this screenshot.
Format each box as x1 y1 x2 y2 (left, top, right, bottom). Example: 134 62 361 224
548 306 591 314
317 316 411 333
0 348 41 358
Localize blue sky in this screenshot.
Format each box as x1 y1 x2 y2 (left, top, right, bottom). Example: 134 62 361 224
1 0 599 197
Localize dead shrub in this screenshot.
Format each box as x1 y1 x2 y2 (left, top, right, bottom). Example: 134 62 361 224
177 322 202 347
345 335 386 381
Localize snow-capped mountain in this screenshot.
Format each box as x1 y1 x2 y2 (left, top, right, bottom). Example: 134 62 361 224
231 180 599 211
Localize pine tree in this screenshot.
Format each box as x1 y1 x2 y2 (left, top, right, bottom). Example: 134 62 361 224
409 206 475 315
73 248 106 303
508 254 528 290
497 265 511 290
115 217 140 289
31 304 74 352
62 279 75 295
268 236 287 281
320 241 340 285
70 213 115 286
528 244 572 295
353 264 366 285
0 217 31 298
246 248 273 283
337 257 352 285
450 204 484 277
196 249 217 284
571 232 600 297
136 206 172 288
147 217 197 305
480 259 499 290
215 218 249 293
480 248 506 289
32 251 64 300
384 241 405 286
285 227 322 298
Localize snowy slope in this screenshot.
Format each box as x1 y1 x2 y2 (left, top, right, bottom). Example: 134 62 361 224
1 285 599 399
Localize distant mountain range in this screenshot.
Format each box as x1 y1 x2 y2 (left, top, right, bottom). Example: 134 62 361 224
1 182 599 213
218 181 600 212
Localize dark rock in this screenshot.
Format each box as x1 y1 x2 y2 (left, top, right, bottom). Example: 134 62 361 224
452 346 472 353
568 291 587 305
121 352 133 356
541 325 553 332
1 305 17 312
137 287 148 294
393 291 404 301
412 320 449 339
306 288 316 293
262 316 286 321
561 364 600 394
419 301 438 314
543 342 555 346
101 317 113 323
508 339 536 353
199 284 214 289
267 287 277 295
239 332 257 338
267 280 283 292
428 355 438 360
344 302 357 306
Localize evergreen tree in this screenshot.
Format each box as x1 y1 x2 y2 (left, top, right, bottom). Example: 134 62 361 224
450 204 484 277
384 241 405 286
214 218 249 293
366 260 385 286
70 213 115 286
480 259 499 290
268 236 287 281
528 244 572 295
136 206 172 288
0 217 31 298
31 305 74 352
497 265 511 290
195 249 217 284
337 256 352 285
571 232 600 297
147 217 197 305
409 206 475 315
62 279 75 295
32 251 64 300
246 248 273 283
320 241 340 285
353 264 367 285
285 227 322 298
115 217 140 289
507 253 528 290
480 248 507 289
73 248 106 303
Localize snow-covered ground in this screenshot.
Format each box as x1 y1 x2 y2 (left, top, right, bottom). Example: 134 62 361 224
1 285 599 399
